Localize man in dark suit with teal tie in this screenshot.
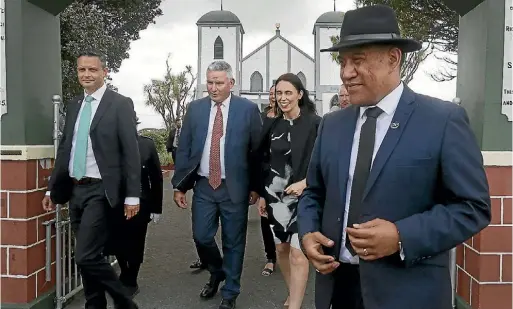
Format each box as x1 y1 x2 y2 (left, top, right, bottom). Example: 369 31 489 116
42 51 140 309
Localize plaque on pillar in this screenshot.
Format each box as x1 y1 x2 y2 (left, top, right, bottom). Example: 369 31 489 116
503 0 512 121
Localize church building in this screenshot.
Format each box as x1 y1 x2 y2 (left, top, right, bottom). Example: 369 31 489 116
195 9 345 115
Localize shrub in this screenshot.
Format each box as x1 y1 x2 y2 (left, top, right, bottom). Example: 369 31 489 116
138 128 171 165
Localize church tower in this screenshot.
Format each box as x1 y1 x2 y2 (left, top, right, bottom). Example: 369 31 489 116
313 11 344 114
196 9 244 98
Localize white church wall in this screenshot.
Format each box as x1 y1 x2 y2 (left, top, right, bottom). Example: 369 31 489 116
290 48 314 92
269 39 288 84
318 28 341 86
241 47 266 91
200 27 238 84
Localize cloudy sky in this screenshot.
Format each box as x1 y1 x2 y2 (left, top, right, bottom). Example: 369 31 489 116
110 0 458 129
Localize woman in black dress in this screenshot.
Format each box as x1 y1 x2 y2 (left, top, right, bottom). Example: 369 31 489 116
257 73 321 309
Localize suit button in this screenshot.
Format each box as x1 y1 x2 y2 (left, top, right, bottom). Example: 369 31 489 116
337 218 341 222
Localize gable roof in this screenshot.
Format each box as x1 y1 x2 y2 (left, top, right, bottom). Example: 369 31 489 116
242 32 314 63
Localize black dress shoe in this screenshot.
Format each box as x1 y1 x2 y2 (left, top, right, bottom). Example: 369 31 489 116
200 275 225 299
219 298 236 309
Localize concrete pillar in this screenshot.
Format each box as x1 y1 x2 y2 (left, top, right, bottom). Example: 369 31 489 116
446 0 513 308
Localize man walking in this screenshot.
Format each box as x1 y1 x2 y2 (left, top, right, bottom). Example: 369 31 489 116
298 5 491 309
172 60 262 309
42 51 140 309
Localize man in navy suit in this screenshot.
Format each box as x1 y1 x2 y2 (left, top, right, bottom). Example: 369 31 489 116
171 60 262 309
298 5 491 309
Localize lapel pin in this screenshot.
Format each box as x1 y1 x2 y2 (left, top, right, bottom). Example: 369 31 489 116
390 122 399 129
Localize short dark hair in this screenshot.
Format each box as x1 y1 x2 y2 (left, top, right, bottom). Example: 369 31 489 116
77 51 107 68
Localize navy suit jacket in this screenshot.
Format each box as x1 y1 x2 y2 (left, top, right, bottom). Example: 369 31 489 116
171 95 262 204
297 86 491 309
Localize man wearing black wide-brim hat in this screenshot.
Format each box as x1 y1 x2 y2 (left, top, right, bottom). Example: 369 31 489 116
298 5 490 309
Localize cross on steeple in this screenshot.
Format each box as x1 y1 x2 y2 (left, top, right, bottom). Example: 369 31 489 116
221 0 223 10
333 0 336 11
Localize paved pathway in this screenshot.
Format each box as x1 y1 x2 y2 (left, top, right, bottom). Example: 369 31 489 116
65 177 316 309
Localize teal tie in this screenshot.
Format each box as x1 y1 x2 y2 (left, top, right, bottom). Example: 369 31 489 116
72 95 94 179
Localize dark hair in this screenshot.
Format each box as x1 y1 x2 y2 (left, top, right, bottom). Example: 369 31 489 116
274 73 317 115
263 84 277 115
77 51 107 68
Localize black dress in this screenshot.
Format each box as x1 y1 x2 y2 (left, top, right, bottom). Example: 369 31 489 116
263 117 299 244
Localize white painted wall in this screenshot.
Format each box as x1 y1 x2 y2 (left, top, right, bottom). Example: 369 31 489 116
200 26 239 84
318 27 341 86
241 47 266 91
269 39 288 85
290 48 315 92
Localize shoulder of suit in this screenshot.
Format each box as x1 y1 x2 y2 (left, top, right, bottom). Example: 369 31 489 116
232 95 259 109
413 92 463 115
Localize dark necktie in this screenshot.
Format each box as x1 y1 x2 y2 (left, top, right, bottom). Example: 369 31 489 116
345 107 384 256
209 103 223 189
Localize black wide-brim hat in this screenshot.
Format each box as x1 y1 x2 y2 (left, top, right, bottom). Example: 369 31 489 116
321 5 422 53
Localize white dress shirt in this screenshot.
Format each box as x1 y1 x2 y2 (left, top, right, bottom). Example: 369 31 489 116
47 84 139 206
197 94 231 179
339 82 404 264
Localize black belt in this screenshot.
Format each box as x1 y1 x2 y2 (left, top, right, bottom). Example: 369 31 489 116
72 177 101 185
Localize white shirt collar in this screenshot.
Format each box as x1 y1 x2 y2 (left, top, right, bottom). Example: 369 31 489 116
211 93 231 108
359 82 404 118
84 83 107 102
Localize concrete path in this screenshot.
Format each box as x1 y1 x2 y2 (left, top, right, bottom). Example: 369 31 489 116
64 177 316 309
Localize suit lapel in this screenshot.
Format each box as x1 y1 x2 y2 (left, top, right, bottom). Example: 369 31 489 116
69 95 84 131
198 98 212 150
90 89 113 132
338 106 359 202
362 86 416 199
225 95 237 147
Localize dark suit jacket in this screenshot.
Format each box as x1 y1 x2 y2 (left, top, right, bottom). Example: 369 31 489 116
171 95 262 204
48 88 141 208
166 127 176 153
298 86 491 309
138 135 163 216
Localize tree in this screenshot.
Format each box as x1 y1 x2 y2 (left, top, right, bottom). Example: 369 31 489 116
60 0 163 104
354 0 459 82
144 55 197 131
329 35 433 84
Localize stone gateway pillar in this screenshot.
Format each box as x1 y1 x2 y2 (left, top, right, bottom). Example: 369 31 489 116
0 1 72 308
443 1 512 309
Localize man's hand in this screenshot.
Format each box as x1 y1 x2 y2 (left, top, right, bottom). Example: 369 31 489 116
285 180 306 197
249 191 259 205
301 232 340 274
124 204 140 219
346 218 400 261
174 191 188 209
42 196 55 212
257 198 267 217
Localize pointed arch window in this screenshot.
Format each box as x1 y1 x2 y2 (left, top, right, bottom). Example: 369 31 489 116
330 94 339 108
214 36 224 59
297 72 307 88
250 71 264 92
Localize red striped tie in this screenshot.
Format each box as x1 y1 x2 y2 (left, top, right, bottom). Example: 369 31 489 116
209 103 223 189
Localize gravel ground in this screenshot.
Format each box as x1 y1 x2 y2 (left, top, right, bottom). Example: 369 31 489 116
64 176 316 309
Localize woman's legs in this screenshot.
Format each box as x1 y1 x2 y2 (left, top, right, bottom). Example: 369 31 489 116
287 234 309 309
275 242 291 305
260 216 277 275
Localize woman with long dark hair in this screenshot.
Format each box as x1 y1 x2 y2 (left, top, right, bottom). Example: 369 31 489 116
257 73 320 308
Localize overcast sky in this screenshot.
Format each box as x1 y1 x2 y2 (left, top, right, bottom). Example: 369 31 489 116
110 0 458 129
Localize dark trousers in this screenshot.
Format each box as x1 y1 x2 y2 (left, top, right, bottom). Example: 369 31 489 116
331 263 364 309
260 216 276 262
115 209 150 287
68 181 136 309
192 177 249 300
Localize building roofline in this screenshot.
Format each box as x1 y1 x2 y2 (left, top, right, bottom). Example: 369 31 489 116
242 33 314 63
